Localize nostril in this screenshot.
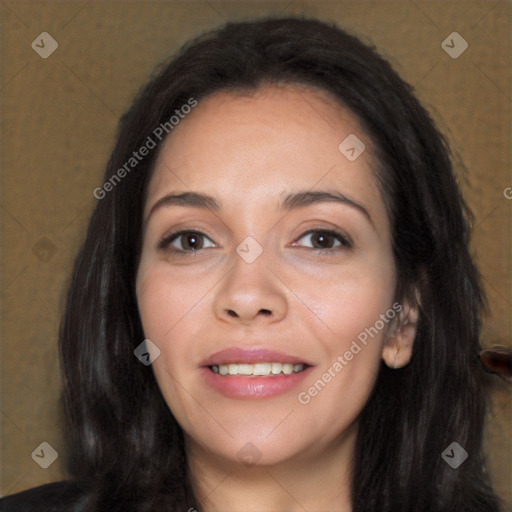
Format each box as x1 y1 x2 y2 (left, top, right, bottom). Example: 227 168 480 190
260 309 271 316
226 309 238 317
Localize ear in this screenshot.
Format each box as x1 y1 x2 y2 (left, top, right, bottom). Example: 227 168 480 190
381 299 419 369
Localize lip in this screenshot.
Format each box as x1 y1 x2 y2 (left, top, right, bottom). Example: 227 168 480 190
200 347 314 367
199 347 314 399
201 366 313 399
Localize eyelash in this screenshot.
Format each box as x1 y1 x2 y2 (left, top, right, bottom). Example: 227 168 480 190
158 229 352 256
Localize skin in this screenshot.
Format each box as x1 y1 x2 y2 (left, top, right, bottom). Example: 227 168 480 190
136 84 418 512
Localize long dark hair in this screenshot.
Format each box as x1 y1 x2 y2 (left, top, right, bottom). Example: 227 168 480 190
60 16 503 511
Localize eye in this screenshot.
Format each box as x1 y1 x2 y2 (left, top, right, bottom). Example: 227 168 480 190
159 230 216 252
295 229 351 251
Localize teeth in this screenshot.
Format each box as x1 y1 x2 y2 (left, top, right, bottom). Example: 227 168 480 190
282 363 293 375
271 362 282 374
211 362 305 376
238 364 253 375
253 363 271 376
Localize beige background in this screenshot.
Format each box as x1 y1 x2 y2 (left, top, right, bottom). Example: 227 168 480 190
1 0 511 505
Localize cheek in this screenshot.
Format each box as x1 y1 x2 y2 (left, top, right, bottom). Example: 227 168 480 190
297 259 396 343
136 265 212 425
294 279 395 428
293 256 397 397
135 264 211 399
137 262 212 343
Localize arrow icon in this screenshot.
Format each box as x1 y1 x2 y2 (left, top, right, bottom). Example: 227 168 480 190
236 441 262 466
31 32 58 59
32 237 57 262
339 134 365 161
134 339 161 365
236 236 263 263
441 441 468 468
441 32 468 59
32 441 58 468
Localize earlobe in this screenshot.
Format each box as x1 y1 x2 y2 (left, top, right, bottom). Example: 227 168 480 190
382 301 419 369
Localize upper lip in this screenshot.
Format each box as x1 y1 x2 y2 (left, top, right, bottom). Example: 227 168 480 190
200 347 314 367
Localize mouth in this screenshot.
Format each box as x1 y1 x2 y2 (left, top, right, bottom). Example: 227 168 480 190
200 347 313 399
210 362 307 376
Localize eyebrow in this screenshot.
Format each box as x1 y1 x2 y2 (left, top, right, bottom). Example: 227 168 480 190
146 192 221 223
281 190 373 225
146 190 373 226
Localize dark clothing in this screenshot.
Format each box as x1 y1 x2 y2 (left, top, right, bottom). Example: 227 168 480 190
1 481 89 512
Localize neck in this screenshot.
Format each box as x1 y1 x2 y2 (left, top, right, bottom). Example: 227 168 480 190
186 422 357 512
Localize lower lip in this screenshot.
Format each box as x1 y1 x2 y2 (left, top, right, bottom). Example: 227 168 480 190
201 366 312 399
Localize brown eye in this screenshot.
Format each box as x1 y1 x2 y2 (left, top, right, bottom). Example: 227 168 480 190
296 230 351 250
159 231 215 252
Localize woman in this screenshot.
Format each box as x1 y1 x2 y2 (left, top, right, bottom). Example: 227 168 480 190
1 16 505 512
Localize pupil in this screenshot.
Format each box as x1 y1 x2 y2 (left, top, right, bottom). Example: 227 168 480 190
185 233 201 250
314 232 331 248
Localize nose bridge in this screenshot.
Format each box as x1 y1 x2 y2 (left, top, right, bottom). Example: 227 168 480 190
230 244 271 294
213 239 287 323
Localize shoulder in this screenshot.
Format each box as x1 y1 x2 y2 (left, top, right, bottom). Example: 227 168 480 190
0 480 90 512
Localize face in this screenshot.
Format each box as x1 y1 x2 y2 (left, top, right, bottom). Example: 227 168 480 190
136 84 402 468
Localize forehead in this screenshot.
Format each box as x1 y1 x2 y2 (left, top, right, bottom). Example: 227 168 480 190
145 84 386 222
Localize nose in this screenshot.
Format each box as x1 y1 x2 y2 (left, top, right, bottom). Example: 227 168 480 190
213 253 288 325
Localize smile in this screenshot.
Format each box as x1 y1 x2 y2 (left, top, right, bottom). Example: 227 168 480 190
211 362 305 376
200 347 313 398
